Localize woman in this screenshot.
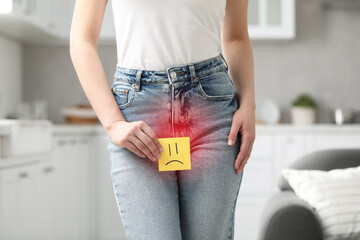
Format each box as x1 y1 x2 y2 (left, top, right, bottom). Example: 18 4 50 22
70 0 255 239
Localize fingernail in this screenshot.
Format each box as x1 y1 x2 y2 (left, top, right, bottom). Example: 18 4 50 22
157 153 161 159
228 140 233 145
160 147 164 152
152 156 157 161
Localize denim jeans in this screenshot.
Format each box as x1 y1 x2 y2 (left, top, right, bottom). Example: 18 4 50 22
106 53 244 240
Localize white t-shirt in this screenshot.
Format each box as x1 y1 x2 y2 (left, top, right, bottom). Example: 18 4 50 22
110 0 226 71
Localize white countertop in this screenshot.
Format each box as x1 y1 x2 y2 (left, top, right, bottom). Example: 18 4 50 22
255 123 360 133
52 123 105 136
0 119 53 136
1 120 360 137
1 122 360 169
51 123 360 135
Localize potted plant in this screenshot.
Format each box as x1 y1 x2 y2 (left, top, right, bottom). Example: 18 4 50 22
291 93 317 124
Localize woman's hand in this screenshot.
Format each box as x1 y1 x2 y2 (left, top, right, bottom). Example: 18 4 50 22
108 120 164 162
228 104 256 174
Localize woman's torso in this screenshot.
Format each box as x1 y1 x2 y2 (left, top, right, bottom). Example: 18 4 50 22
110 0 226 71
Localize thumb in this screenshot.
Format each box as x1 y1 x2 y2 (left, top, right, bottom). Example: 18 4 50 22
228 120 239 146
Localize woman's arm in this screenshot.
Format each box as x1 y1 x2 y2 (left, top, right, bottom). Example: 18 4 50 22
70 0 122 131
69 0 163 161
222 0 256 174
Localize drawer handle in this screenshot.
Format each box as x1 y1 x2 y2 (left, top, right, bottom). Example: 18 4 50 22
19 172 28 178
43 167 54 173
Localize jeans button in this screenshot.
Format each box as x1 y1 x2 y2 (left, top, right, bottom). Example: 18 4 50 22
170 72 177 78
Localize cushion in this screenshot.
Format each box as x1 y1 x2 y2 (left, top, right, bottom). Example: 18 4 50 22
281 166 360 240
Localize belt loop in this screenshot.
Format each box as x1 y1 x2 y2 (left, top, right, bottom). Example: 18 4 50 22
220 52 228 71
189 64 198 86
135 69 142 92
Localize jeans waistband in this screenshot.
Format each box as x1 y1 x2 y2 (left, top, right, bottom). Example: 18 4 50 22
114 53 229 85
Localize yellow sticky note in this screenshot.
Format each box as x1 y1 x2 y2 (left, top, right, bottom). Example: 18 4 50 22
158 137 191 171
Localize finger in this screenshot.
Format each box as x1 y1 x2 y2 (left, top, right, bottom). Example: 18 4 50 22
240 138 254 166
234 133 250 170
137 129 161 160
237 139 254 174
126 141 146 158
128 135 157 162
237 145 252 174
141 123 164 153
228 118 240 146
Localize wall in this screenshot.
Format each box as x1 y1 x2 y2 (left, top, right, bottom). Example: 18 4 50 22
23 44 116 123
22 0 360 124
251 0 360 123
0 34 22 119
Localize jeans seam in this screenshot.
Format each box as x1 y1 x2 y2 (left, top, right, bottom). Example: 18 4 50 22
111 174 129 237
227 171 244 239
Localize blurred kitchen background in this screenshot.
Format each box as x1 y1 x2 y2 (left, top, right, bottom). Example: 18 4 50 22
0 0 359 240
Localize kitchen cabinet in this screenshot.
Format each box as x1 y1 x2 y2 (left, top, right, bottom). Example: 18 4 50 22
0 0 292 44
248 0 296 39
238 134 276 194
0 0 115 45
0 0 60 44
34 159 61 240
2 124 360 240
234 133 276 240
0 134 94 240
0 164 39 240
49 126 124 240
273 133 310 182
92 124 360 240
235 194 274 240
42 0 115 44
94 134 126 240
84 124 360 240
17 164 39 239
49 135 93 240
36 0 74 39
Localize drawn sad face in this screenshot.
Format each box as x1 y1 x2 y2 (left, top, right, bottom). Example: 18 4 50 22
158 137 191 172
166 142 183 165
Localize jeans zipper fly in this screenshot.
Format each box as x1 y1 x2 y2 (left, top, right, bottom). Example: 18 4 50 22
169 75 175 138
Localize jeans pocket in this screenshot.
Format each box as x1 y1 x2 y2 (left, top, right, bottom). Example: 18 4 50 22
196 69 235 101
111 80 135 110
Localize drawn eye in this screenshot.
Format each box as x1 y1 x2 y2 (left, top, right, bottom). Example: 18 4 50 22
168 142 179 156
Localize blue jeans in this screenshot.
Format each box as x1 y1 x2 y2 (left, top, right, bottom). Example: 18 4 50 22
106 53 244 240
